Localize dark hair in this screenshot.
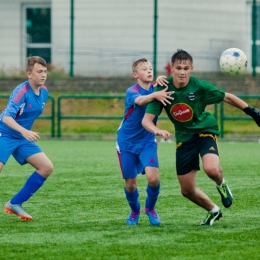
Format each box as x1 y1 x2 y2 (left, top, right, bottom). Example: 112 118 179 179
132 58 148 72
26 56 47 72
171 49 193 64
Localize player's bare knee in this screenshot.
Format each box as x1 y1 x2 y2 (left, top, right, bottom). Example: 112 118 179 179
38 162 54 178
147 176 159 187
125 181 137 192
204 166 221 179
125 185 136 193
181 188 194 198
46 163 54 176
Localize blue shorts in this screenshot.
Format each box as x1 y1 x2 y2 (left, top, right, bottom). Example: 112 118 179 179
116 140 159 179
0 135 42 165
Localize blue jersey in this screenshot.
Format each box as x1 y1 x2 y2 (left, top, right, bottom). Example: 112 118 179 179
0 80 48 139
117 83 157 143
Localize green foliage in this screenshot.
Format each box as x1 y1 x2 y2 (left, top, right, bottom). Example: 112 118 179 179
0 140 260 259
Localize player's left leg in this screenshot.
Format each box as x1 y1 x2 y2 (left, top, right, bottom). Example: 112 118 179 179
5 142 53 220
140 142 160 225
144 166 160 225
200 135 233 208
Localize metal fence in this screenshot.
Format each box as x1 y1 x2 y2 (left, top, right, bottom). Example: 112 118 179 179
1 94 259 138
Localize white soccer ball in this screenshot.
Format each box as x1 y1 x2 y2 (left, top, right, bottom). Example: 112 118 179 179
219 48 247 75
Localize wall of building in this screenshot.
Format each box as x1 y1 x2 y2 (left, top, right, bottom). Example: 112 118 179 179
0 0 255 76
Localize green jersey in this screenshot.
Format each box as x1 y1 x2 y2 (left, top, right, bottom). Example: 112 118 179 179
146 76 225 143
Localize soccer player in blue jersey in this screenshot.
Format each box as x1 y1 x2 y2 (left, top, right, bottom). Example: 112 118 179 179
116 58 174 225
0 56 54 221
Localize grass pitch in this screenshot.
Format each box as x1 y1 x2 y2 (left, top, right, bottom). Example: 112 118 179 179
0 140 260 260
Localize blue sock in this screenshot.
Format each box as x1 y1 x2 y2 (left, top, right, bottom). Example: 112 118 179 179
145 183 160 210
124 187 140 212
10 172 46 205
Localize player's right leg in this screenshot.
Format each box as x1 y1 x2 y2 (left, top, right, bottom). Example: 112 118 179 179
178 171 222 225
178 170 222 225
140 142 161 225
124 178 140 225
117 146 140 225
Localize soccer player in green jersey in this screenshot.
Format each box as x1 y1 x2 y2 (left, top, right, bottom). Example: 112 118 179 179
142 49 260 225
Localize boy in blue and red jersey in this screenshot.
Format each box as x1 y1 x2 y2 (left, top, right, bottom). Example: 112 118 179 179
0 56 53 221
116 58 174 225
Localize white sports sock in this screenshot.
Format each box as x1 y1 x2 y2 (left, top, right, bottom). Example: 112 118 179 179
216 178 225 187
209 205 219 213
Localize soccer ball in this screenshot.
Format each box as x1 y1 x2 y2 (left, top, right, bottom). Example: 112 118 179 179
219 48 247 75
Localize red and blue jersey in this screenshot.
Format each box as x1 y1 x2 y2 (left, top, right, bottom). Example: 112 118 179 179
117 83 157 143
0 80 48 138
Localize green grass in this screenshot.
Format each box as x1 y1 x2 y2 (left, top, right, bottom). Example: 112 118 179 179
0 140 260 259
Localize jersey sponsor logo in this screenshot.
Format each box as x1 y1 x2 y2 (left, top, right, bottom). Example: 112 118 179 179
170 103 193 122
188 92 196 101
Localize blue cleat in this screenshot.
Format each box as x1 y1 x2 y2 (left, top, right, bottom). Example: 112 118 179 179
145 208 160 225
126 210 140 225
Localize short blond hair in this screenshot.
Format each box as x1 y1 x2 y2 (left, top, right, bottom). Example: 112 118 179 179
26 56 47 72
132 58 149 72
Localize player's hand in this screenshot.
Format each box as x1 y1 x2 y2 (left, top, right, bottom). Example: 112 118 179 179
154 76 169 87
154 86 174 106
22 130 41 142
243 105 260 127
154 129 172 140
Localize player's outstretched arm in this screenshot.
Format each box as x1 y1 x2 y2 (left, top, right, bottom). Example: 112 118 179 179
135 86 174 106
142 113 172 140
224 93 260 127
223 93 248 109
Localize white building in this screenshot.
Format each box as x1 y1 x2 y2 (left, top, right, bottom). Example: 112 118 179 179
0 0 259 76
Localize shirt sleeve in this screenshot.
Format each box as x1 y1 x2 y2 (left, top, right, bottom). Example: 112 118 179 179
126 87 142 106
145 86 164 115
2 85 28 119
201 80 225 105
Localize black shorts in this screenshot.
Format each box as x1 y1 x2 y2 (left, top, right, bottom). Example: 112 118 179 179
176 133 219 175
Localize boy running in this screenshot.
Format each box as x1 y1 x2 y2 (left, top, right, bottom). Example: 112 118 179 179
142 49 260 225
0 56 54 221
